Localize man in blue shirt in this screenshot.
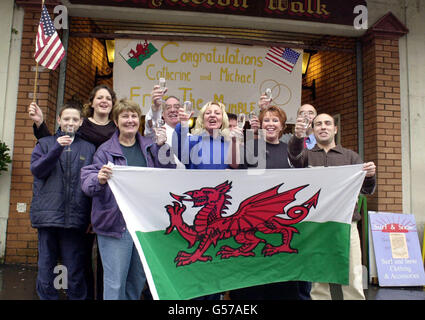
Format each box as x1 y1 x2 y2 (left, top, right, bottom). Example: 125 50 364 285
297 104 317 150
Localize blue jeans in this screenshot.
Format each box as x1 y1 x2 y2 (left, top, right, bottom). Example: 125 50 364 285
97 229 146 300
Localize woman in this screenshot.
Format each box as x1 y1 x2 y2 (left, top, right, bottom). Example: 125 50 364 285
174 101 240 169
29 84 117 148
80 99 174 300
230 105 310 300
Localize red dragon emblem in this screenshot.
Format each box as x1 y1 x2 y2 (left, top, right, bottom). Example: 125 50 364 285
165 181 320 266
128 40 150 62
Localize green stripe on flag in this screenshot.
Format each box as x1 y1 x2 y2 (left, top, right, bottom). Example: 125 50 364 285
136 221 350 300
125 43 158 70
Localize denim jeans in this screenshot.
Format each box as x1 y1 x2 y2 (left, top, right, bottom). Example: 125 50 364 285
97 229 146 300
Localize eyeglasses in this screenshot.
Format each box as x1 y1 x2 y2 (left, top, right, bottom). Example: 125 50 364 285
165 104 181 110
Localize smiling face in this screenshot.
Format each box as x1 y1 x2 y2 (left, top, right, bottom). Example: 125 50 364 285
261 111 284 144
57 108 83 133
163 97 181 128
312 113 337 147
203 103 223 134
115 110 140 137
91 88 113 118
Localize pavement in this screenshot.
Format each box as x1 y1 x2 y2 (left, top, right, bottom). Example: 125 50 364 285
0 263 424 300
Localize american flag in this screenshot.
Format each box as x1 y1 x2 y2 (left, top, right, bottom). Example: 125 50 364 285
34 5 65 70
265 47 300 73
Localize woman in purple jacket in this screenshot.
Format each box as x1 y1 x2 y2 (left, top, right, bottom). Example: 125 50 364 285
81 99 175 300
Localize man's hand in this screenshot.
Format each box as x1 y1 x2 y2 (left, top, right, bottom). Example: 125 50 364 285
363 162 376 177
151 85 167 111
294 116 308 139
28 102 44 128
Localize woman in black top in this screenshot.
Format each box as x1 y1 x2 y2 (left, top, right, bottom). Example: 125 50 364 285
29 84 117 149
230 105 310 300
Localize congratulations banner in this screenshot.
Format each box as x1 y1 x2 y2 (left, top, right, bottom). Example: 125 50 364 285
113 39 302 123
108 165 366 300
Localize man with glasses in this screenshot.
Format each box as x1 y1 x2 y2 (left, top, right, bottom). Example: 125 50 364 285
297 104 317 150
145 85 185 168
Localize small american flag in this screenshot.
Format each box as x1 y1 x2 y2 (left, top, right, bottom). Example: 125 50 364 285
265 47 300 73
34 5 65 70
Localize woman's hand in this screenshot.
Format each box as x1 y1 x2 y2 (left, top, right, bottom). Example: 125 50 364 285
98 164 113 185
28 102 44 128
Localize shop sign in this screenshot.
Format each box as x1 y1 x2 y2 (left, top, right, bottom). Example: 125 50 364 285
68 0 367 26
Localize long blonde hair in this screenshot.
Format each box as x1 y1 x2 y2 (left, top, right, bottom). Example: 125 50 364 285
191 101 230 139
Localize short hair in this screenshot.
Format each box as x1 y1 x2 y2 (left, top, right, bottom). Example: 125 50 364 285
112 99 142 123
258 105 287 139
58 100 83 118
162 96 182 111
82 84 117 119
311 113 336 128
227 113 237 121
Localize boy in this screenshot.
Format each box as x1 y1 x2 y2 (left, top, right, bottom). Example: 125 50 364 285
30 103 96 300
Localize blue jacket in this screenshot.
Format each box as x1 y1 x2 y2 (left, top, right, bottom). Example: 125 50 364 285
174 123 230 170
80 131 175 238
30 130 96 230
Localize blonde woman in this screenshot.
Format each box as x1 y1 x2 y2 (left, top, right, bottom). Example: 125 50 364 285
174 101 241 170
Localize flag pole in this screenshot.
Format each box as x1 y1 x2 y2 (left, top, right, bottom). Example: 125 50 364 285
33 0 45 103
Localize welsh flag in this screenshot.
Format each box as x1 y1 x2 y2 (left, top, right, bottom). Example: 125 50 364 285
108 165 366 300
119 40 158 70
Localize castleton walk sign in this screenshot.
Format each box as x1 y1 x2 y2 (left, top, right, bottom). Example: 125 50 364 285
68 0 367 26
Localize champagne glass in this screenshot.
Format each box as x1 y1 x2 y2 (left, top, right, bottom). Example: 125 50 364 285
158 78 166 104
154 118 165 143
64 126 75 152
265 88 272 101
237 113 246 129
300 111 310 129
249 110 257 122
183 101 193 117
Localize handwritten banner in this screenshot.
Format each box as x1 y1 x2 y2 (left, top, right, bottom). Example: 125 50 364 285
114 39 302 123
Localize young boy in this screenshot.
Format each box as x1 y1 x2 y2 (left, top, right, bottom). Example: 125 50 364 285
30 103 96 300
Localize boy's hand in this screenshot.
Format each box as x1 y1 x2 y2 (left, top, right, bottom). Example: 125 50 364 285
98 164 113 185
57 135 73 147
28 102 44 128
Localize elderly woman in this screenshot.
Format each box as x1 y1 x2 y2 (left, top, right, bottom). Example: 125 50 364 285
230 105 310 300
81 99 175 300
174 101 240 169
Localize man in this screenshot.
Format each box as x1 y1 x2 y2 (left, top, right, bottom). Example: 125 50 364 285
297 104 317 149
145 85 185 168
288 113 376 300
227 113 238 131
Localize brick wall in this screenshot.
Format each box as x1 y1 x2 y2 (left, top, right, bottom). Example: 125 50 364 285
302 46 358 151
5 7 111 265
302 34 403 213
362 35 403 213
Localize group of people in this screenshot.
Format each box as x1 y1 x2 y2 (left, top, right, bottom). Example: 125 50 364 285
27 82 376 300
